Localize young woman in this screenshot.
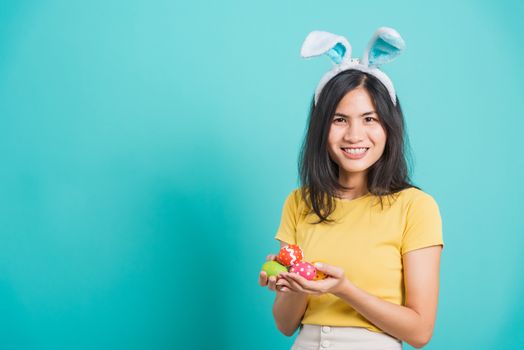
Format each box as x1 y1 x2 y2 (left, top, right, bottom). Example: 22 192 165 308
259 29 444 349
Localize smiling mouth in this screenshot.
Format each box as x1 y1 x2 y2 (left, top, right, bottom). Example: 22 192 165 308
341 147 369 155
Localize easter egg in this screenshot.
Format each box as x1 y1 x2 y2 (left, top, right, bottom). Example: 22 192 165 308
276 244 303 267
289 261 316 280
311 261 327 280
262 261 288 277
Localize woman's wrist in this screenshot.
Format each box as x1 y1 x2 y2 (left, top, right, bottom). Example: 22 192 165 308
332 278 355 298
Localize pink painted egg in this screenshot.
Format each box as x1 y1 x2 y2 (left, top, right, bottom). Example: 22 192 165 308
289 261 316 280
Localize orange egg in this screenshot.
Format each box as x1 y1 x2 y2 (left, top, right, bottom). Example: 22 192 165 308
311 261 327 280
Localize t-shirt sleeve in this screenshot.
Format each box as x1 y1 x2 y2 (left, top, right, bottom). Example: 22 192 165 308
274 190 300 245
401 192 444 255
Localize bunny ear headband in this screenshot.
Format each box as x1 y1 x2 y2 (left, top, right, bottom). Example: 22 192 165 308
300 27 406 106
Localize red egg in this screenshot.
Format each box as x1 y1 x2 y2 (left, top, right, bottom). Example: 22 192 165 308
289 261 316 280
276 244 303 267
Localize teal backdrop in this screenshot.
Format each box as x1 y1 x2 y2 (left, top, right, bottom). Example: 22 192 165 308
1 0 523 349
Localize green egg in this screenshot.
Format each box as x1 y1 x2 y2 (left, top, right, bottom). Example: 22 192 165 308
262 261 288 277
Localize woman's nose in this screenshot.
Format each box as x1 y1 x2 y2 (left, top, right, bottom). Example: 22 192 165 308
344 123 364 142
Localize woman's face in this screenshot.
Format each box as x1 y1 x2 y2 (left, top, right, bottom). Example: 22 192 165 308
327 86 387 179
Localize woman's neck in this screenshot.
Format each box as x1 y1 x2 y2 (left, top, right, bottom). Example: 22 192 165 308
336 172 368 200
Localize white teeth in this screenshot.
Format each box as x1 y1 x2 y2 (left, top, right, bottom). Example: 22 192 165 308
343 148 368 154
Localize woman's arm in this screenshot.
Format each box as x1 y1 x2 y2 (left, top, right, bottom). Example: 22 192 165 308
271 241 308 336
272 285 308 336
333 245 442 348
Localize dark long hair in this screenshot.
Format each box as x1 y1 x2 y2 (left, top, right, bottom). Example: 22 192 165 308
298 69 419 224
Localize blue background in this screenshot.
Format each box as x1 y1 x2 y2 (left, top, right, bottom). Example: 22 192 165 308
1 0 523 349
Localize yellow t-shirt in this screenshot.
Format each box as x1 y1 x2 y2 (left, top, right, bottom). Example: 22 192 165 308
274 187 444 333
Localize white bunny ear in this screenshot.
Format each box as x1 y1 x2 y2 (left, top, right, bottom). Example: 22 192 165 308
300 31 352 65
361 27 405 67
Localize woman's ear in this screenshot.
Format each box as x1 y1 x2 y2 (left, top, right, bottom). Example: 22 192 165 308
300 31 352 65
361 27 406 68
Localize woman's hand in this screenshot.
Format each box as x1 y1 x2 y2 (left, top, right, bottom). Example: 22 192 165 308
258 254 303 294
277 262 349 295
258 254 280 291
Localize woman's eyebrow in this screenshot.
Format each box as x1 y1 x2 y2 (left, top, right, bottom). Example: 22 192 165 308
334 111 377 118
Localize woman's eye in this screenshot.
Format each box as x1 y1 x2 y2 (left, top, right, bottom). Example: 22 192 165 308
364 117 376 123
334 117 346 123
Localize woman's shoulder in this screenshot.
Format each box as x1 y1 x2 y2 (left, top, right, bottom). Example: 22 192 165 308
287 187 306 205
395 186 439 208
285 187 315 210
279 188 311 217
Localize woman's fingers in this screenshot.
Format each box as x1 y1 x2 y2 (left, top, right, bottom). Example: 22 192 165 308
276 278 296 293
275 278 290 289
314 262 344 278
280 274 306 293
259 271 286 292
282 273 322 295
286 271 310 285
259 271 268 286
267 276 277 291
266 254 277 261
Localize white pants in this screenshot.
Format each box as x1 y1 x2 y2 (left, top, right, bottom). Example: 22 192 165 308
291 324 403 350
